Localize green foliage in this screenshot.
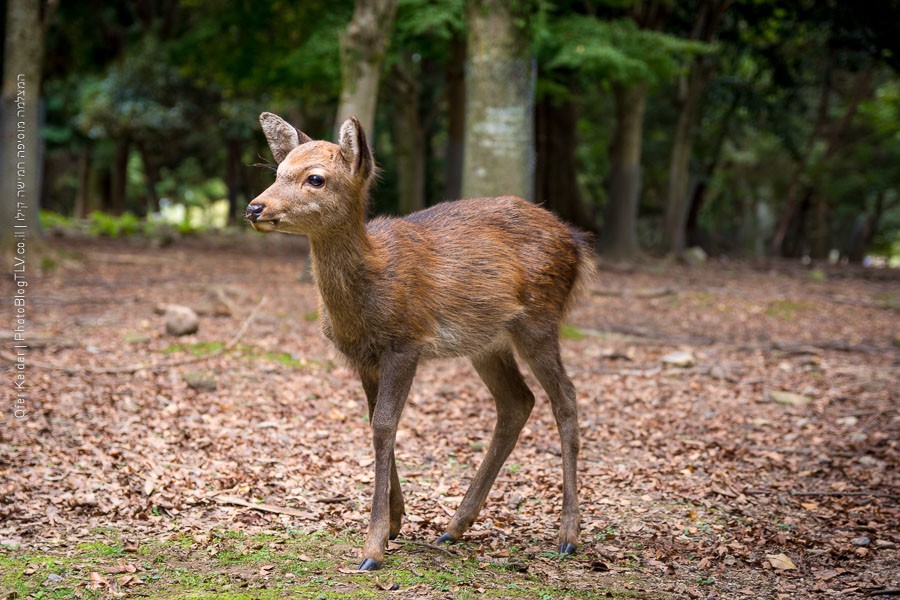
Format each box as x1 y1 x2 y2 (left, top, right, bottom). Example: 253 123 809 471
546 16 711 85
39 210 75 230
88 211 144 237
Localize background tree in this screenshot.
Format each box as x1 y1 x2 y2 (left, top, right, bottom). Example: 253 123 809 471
462 0 535 200
1 0 54 252
335 0 397 138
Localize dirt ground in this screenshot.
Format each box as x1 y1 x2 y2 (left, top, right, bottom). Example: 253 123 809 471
2 232 898 599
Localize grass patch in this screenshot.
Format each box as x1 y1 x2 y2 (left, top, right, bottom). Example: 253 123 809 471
262 351 306 368
162 341 226 356
0 528 640 599
560 324 587 341
764 299 811 319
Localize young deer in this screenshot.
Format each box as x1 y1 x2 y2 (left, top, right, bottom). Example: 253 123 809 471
247 112 594 570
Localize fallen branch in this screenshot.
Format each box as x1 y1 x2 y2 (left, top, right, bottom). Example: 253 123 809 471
592 287 676 299
213 494 314 518
743 489 900 499
0 296 267 375
389 538 459 557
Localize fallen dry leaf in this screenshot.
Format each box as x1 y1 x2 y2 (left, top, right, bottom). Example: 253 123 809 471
766 553 798 571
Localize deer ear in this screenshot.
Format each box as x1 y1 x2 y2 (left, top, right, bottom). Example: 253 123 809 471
260 112 312 164
338 117 373 180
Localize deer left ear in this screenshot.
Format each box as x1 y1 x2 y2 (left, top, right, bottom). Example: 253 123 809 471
338 117 373 180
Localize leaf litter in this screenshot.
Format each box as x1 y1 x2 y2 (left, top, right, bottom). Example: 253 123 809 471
1 235 898 598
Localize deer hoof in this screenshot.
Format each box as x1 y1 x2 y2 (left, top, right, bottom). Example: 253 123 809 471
435 533 456 544
358 558 382 571
559 542 577 555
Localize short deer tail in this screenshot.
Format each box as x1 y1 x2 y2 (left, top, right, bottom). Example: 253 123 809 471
564 226 597 317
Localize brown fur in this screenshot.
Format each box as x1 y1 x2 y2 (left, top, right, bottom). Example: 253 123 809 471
247 112 594 569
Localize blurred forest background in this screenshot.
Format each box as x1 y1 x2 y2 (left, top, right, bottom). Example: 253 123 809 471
2 0 899 263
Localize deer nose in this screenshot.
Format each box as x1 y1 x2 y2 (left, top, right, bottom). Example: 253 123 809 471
245 202 265 222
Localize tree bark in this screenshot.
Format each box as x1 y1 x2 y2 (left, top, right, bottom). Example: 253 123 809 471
390 61 425 214
1 0 46 253
602 82 647 259
334 0 397 139
74 143 92 218
535 87 593 231
109 139 129 215
662 59 711 254
462 0 535 201
225 138 242 224
137 143 161 214
443 34 466 201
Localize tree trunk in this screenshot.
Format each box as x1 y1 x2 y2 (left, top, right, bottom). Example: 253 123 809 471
74 143 92 218
1 0 45 253
137 143 161 214
225 138 242 224
334 0 397 139
109 139 129 215
443 34 466 201
390 61 425 214
462 0 535 200
663 59 711 254
602 82 647 260
535 88 593 231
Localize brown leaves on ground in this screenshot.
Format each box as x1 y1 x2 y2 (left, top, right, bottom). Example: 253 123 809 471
1 235 898 598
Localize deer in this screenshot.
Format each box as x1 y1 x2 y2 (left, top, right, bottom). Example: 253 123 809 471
246 112 595 571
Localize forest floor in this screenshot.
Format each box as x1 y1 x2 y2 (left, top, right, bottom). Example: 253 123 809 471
1 231 898 599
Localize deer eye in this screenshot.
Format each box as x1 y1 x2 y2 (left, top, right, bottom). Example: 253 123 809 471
307 174 325 187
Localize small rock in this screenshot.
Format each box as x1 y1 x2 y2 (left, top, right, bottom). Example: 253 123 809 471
683 246 707 266
770 391 811 407
851 536 871 547
165 305 199 336
183 371 217 391
662 351 696 368
43 573 64 585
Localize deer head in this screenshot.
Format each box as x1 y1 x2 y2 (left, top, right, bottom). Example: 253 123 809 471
246 112 374 235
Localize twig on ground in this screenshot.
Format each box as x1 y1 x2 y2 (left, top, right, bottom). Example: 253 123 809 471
0 296 267 375
743 489 900 499
592 287 676 299
213 494 313 518
389 538 459 557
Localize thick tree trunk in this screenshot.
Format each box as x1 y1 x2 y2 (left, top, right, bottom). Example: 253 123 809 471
535 89 593 231
602 82 647 260
334 0 397 139
443 34 466 201
462 0 535 200
663 60 710 254
390 62 425 214
1 0 45 253
109 139 129 215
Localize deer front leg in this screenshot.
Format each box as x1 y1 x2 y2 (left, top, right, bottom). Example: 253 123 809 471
360 369 405 539
359 351 419 571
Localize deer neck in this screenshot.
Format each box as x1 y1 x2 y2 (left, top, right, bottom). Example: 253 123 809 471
308 218 379 335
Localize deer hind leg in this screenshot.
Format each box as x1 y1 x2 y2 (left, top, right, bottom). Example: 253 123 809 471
437 348 535 543
361 370 405 541
514 331 581 555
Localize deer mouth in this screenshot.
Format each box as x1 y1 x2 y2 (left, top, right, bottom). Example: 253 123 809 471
251 218 280 232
